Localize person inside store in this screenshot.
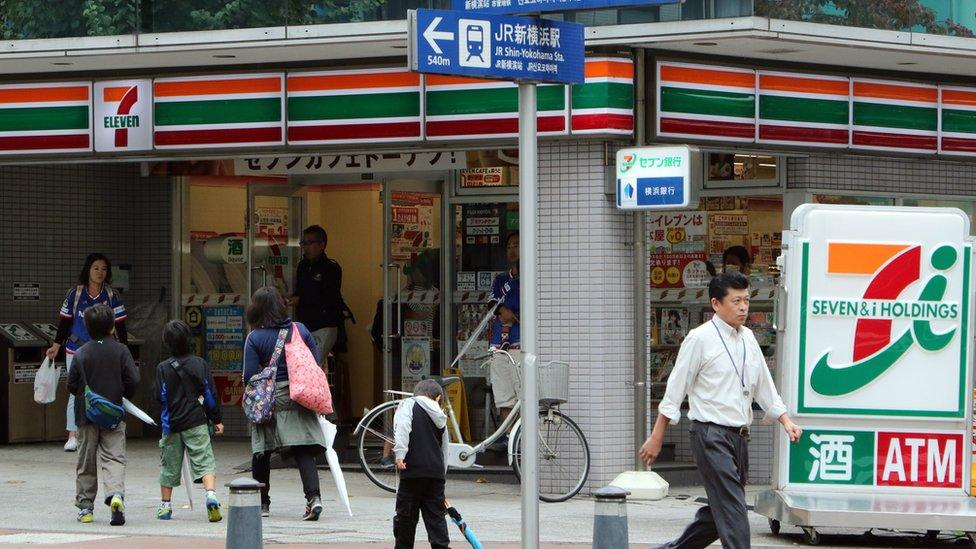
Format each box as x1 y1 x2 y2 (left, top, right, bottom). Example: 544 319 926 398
46 253 128 453
287 225 344 364
244 286 327 521
721 245 752 276
487 231 520 451
639 271 802 549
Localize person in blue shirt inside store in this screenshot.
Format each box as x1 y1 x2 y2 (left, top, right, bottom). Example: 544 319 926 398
487 231 519 451
46 253 128 453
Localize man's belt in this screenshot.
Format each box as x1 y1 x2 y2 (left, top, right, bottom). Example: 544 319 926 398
695 421 751 441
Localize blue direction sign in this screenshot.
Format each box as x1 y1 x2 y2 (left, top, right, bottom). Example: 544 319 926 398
453 0 678 15
408 9 584 84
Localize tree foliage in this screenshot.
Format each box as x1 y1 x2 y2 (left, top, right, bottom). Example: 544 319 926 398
755 0 975 37
0 0 386 39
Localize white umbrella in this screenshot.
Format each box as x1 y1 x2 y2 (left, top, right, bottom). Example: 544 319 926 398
121 399 193 508
181 451 194 510
318 415 353 516
122 398 157 426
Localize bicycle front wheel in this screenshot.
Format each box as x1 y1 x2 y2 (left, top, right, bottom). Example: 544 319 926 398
512 409 590 503
357 401 400 493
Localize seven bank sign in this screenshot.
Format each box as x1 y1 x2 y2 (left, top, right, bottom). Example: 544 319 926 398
94 80 152 152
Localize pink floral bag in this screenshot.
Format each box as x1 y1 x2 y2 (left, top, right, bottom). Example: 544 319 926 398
285 323 333 414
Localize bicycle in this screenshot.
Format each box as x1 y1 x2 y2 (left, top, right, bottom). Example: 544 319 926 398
353 348 591 502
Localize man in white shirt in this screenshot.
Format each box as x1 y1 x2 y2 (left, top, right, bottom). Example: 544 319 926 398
640 271 802 549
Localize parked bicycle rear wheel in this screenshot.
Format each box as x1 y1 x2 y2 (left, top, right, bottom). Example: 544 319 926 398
357 401 400 493
512 409 590 502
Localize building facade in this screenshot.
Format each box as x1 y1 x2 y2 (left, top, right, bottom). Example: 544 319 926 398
0 0 974 491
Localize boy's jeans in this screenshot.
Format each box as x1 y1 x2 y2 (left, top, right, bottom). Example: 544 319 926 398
75 422 126 509
393 478 450 549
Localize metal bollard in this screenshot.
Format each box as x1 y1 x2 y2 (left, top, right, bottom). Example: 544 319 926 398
226 477 265 549
592 485 630 549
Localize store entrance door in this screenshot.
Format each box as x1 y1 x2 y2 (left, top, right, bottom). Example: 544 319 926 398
246 183 307 300
380 179 445 402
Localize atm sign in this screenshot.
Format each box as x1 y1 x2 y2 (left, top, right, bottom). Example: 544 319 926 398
790 428 966 490
877 432 963 488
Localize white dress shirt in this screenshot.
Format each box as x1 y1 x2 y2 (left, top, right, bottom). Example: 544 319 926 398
659 315 786 428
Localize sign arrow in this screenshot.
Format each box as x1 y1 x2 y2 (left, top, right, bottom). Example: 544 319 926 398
423 16 454 55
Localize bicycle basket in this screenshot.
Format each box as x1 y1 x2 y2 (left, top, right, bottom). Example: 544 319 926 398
537 360 570 405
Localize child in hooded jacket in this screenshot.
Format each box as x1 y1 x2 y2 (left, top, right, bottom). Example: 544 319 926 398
392 379 451 549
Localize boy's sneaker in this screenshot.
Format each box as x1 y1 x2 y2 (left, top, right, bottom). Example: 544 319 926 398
301 496 323 521
63 437 78 452
156 503 172 520
109 495 125 526
77 508 93 523
261 503 270 518
206 494 222 523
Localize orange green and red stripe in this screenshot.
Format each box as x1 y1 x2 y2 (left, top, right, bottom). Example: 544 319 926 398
425 75 568 139
758 71 849 147
154 74 284 149
941 86 976 155
287 69 421 143
657 62 756 142
570 57 633 135
852 78 937 153
0 82 91 154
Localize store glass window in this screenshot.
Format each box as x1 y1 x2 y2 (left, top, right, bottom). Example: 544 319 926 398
648 196 782 412
457 149 520 195
452 201 519 440
903 198 975 232
814 195 895 206
705 153 780 189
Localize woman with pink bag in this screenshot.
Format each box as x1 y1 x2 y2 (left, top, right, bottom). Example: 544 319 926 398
243 286 327 521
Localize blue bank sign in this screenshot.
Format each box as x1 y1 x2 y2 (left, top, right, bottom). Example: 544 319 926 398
616 146 693 210
453 0 679 15
408 9 585 84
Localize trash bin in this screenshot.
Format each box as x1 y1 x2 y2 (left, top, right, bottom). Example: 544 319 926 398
0 323 50 443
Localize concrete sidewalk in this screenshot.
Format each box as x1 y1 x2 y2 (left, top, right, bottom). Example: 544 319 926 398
0 439 965 547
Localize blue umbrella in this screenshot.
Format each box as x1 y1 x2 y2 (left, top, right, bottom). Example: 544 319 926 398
445 502 483 549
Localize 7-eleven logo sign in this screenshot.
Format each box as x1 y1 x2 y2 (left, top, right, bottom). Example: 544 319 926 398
94 80 151 152
799 232 970 418
810 243 960 396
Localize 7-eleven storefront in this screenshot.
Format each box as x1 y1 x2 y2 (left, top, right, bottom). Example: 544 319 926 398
0 57 639 491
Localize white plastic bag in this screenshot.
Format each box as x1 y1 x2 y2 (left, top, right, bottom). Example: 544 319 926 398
33 357 61 405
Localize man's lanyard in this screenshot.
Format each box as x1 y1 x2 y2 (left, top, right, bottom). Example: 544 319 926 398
711 320 749 397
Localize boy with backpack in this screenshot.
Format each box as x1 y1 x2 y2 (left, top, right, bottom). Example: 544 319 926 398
392 379 451 549
152 320 224 522
66 303 140 525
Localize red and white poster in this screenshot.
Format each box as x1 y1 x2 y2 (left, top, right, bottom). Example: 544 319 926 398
392 192 434 262
650 252 709 288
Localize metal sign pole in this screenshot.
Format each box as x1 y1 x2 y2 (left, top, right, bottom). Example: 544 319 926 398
518 81 539 549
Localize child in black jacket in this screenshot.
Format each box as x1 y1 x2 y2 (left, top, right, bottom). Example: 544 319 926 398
152 320 224 522
392 379 451 549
